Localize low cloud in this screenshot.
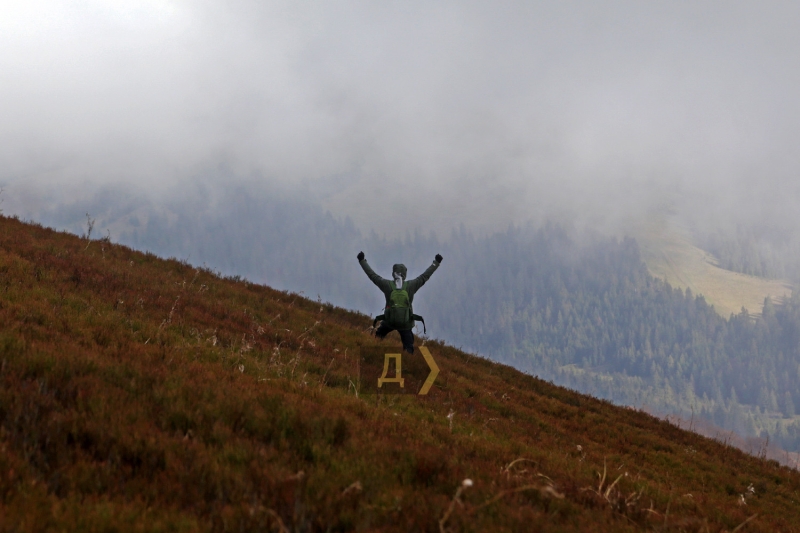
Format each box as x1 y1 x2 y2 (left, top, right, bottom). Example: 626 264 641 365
3 1 800 236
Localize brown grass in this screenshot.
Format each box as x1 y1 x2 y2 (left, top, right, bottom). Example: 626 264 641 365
0 215 799 531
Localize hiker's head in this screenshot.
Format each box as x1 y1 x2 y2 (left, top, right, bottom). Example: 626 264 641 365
392 264 407 288
392 264 407 280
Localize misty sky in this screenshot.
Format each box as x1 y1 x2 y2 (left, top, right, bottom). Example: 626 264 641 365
2 1 800 235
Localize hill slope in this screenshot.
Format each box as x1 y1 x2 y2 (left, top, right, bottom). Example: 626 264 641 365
1 216 800 532
636 221 793 319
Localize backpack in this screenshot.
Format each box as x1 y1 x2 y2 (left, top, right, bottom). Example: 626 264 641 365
373 281 426 333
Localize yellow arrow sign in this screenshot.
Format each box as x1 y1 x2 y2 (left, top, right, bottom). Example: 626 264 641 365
418 346 439 395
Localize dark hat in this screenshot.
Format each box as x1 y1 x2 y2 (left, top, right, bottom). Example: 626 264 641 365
392 264 407 279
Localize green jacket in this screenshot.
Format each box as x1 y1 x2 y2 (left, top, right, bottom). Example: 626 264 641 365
359 259 440 330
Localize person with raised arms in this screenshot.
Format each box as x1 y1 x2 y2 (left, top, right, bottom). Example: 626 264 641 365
357 251 442 354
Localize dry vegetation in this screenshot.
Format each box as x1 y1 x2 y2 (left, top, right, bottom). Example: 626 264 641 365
1 215 800 532
637 223 792 318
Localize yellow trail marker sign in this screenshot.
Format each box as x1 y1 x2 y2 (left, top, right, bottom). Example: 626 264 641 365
359 346 440 395
418 346 439 395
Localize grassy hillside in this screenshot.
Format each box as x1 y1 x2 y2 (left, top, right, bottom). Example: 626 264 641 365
1 216 800 532
636 222 792 318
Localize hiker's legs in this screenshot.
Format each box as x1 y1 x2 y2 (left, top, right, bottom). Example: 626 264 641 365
376 323 414 354
398 330 415 354
374 322 394 339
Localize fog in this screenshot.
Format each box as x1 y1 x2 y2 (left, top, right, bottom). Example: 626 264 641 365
3 1 800 235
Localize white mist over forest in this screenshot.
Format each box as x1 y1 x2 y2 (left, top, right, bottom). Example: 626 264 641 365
3 1 800 238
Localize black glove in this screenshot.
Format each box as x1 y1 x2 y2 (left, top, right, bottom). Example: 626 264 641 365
435 254 443 264
357 251 365 261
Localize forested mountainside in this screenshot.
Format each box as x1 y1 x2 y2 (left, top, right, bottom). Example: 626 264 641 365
424 227 800 451
21 184 800 451
694 224 800 282
2 214 800 532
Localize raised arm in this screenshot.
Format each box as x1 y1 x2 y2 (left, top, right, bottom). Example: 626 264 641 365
407 254 442 295
357 252 392 292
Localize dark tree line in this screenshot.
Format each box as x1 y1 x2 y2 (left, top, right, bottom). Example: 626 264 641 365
695 224 800 282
